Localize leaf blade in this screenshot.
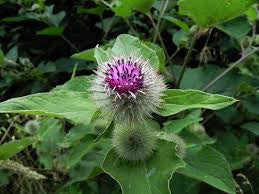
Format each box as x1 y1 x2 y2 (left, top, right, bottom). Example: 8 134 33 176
160 89 237 116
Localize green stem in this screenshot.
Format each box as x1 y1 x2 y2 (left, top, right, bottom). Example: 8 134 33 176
202 47 259 91
125 19 138 36
176 28 200 88
147 12 175 78
153 0 169 42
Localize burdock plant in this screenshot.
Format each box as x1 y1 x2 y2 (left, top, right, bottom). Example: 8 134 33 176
91 34 166 162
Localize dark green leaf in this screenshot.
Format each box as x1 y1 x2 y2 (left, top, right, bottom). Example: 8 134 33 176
36 26 64 36
36 118 64 169
160 89 237 116
0 91 97 124
178 0 256 27
0 138 34 160
177 145 236 194
103 140 184 194
241 122 259 136
163 110 202 133
216 17 251 41
162 16 189 32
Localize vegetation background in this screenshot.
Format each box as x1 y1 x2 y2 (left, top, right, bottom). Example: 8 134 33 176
0 0 258 194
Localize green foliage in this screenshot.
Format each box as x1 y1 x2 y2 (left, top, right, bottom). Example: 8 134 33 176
103 140 184 194
36 26 64 36
178 0 256 27
0 91 97 124
113 0 155 17
160 89 237 116
241 122 259 136
0 0 258 193
177 146 236 194
35 118 64 169
94 34 160 69
0 138 34 160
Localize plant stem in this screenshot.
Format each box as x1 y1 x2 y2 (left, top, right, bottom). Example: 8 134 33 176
147 12 175 77
167 47 181 64
99 0 112 9
0 117 16 144
62 36 79 52
202 47 259 91
153 0 169 42
176 28 200 88
125 19 138 36
94 119 114 142
198 28 213 66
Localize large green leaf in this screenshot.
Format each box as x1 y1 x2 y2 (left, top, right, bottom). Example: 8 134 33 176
178 0 256 27
163 110 202 133
35 118 64 169
71 48 96 62
0 91 97 124
162 16 189 32
52 76 94 92
216 16 251 41
170 173 200 194
241 122 259 136
36 26 64 36
61 135 112 169
71 43 112 62
113 0 154 17
143 41 166 73
160 89 237 116
177 146 236 194
212 132 251 170
95 34 160 69
58 124 94 148
66 138 112 183
0 138 34 160
172 65 259 96
103 140 184 194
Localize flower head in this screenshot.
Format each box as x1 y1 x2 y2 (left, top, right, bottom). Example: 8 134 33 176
91 53 166 124
112 123 157 162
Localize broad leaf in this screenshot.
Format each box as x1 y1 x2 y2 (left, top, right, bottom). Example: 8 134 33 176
213 132 251 170
52 76 94 92
95 34 160 69
66 138 112 183
162 16 189 32
160 89 237 116
241 122 259 136
163 110 202 133
172 65 259 96
35 118 64 169
144 42 166 73
58 124 94 148
178 0 256 27
71 48 96 62
170 173 200 194
177 146 236 194
36 26 64 36
71 43 112 62
0 91 97 124
61 135 112 169
113 0 154 17
103 140 184 194
216 17 251 41
0 138 34 160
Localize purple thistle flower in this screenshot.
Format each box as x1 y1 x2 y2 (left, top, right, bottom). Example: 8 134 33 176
91 54 166 123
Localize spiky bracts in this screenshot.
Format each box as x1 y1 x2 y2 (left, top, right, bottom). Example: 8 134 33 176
90 54 166 124
112 124 157 162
